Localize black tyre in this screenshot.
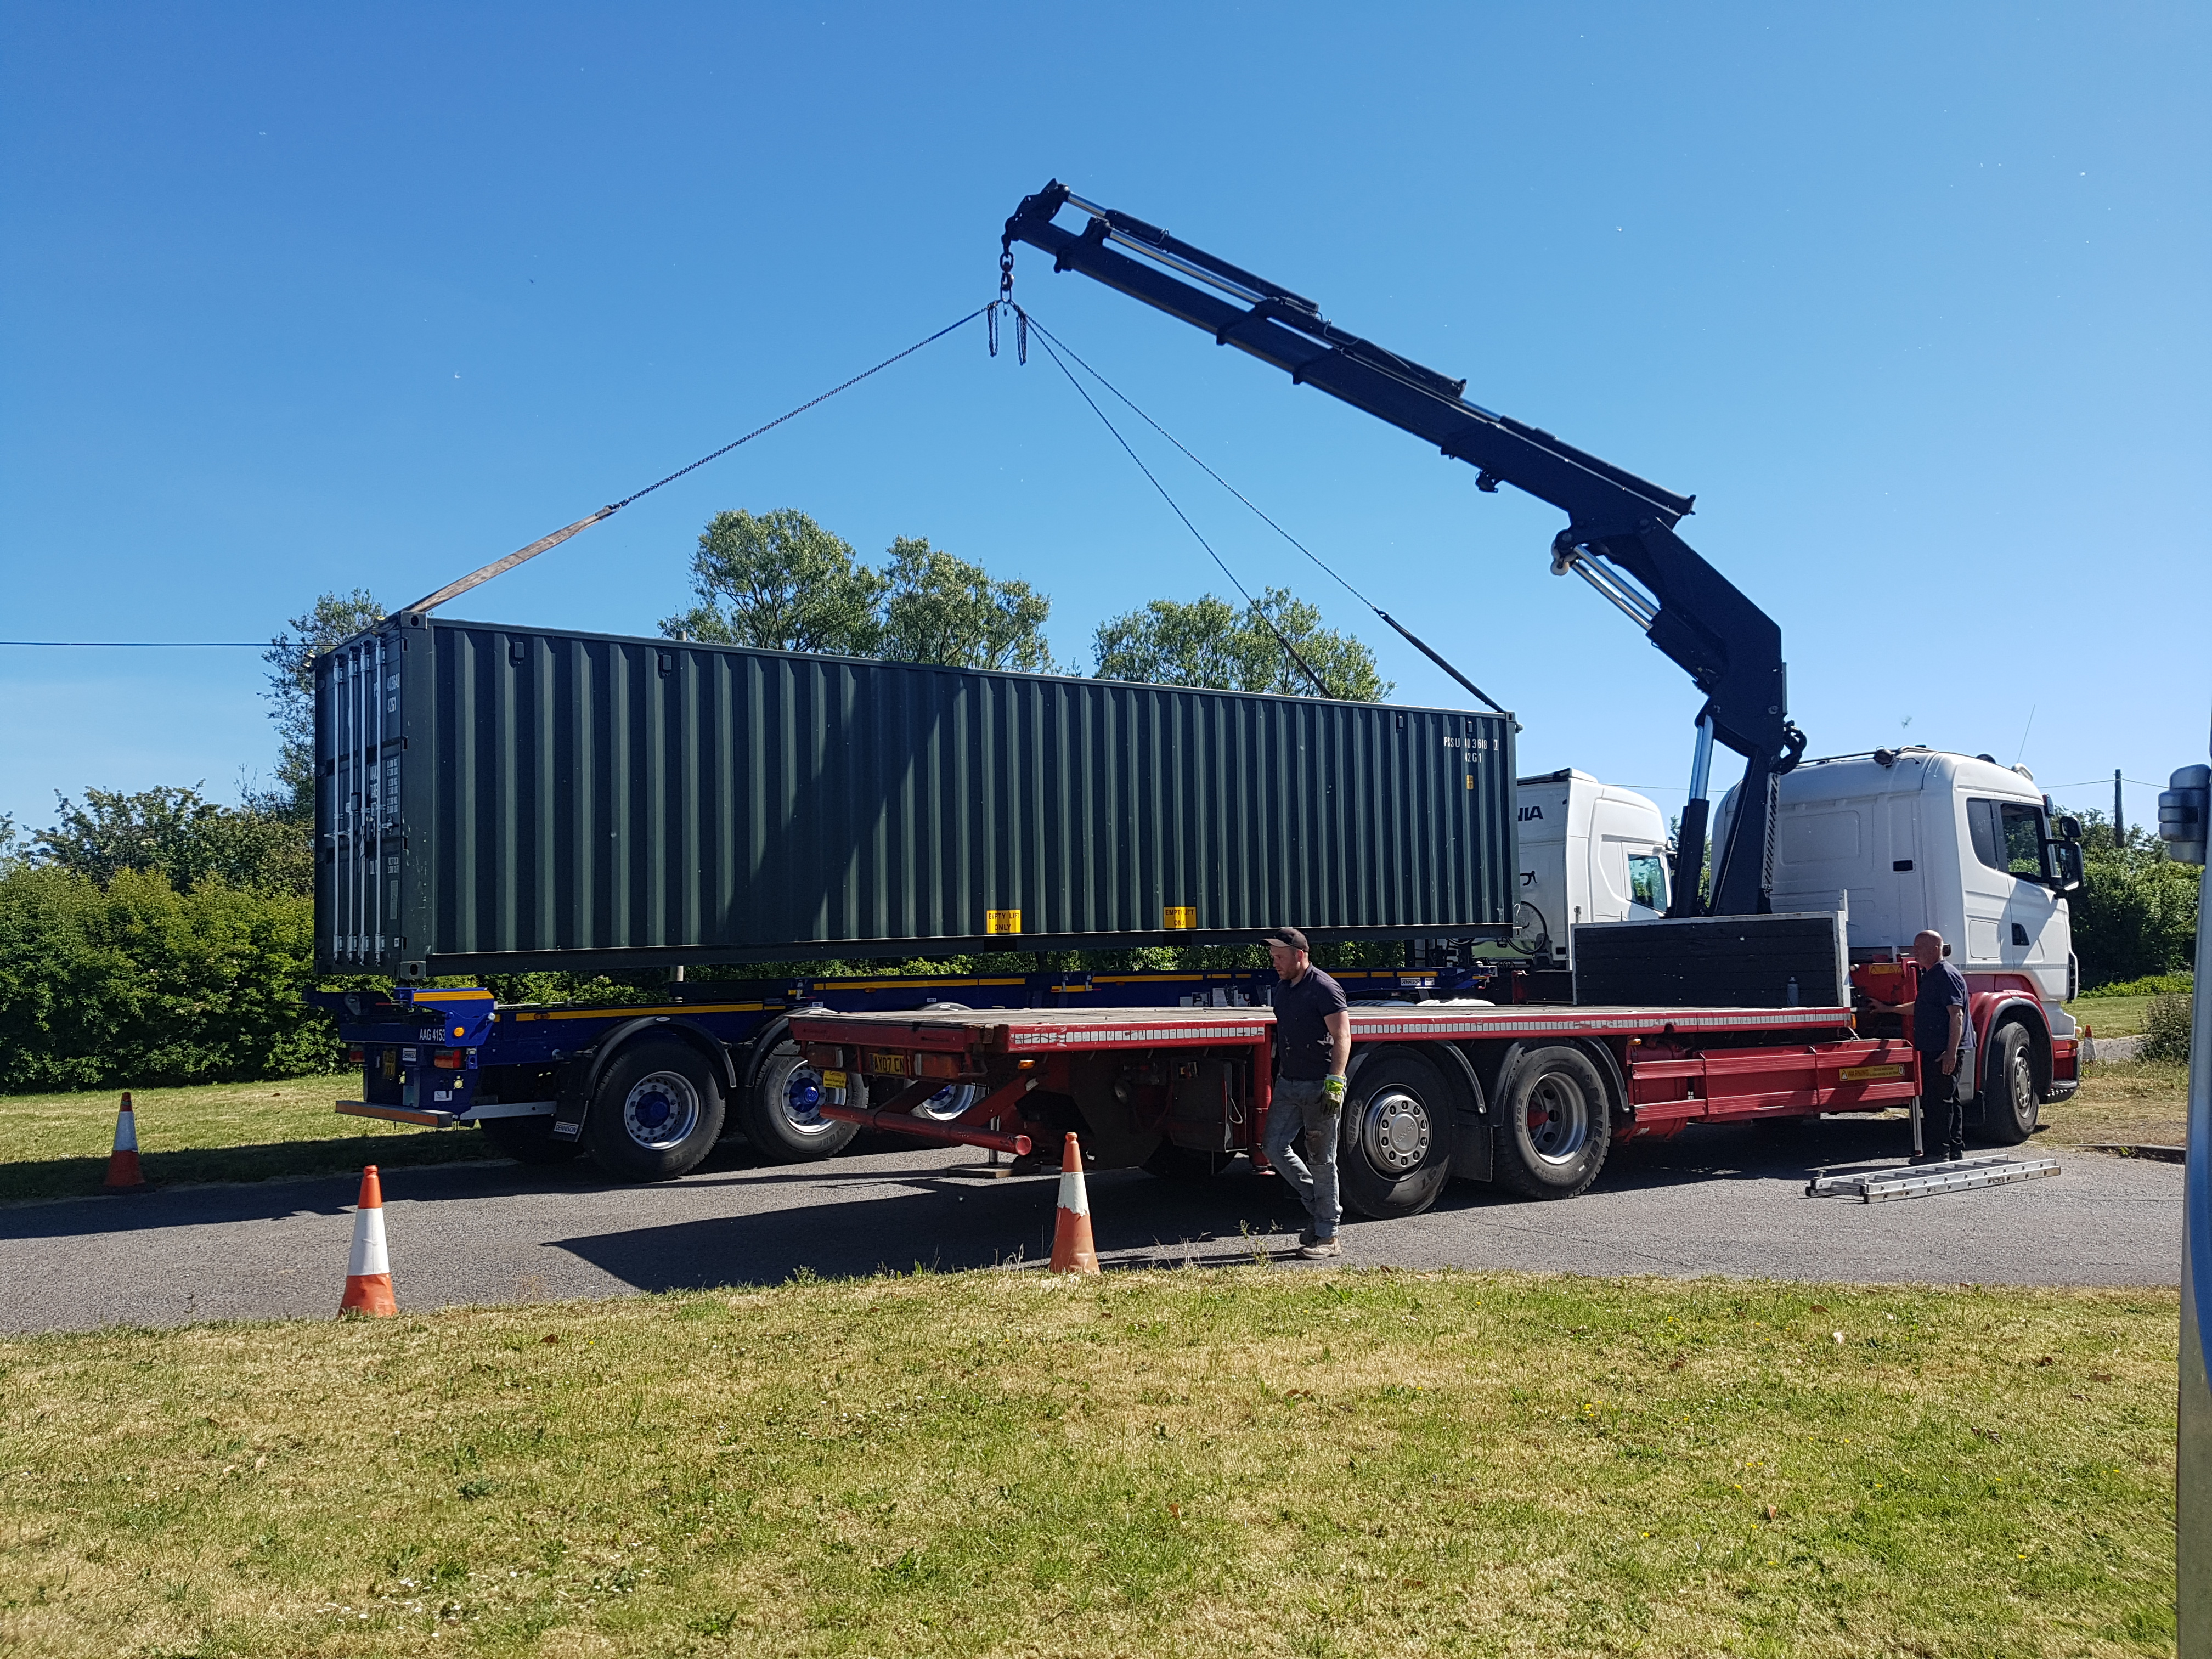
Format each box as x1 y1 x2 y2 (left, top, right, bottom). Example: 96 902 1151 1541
738 1037 860 1163
1336 1047 1458 1221
478 1114 583 1165
583 1037 727 1182
1977 1022 2039 1146
1491 1045 1612 1200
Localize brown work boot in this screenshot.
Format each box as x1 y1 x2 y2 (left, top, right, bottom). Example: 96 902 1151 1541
1297 1237 1342 1260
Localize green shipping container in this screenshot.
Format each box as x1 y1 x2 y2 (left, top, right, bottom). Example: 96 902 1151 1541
316 614 1516 978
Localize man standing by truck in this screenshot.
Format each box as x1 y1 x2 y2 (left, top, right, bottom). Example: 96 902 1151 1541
1907 928 1970 1163
1261 927 1353 1259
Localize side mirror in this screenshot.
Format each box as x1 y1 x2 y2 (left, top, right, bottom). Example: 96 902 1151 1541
2056 815 2081 843
2159 765 2209 865
2055 840 2084 893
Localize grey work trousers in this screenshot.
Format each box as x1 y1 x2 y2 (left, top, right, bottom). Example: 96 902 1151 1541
1265 1076 1342 1240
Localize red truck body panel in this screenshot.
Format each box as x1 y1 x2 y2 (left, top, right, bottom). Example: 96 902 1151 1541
1848 960 2079 1093
790 1001 1920 1164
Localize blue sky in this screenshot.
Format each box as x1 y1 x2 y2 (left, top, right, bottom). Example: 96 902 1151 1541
3 3 2207 838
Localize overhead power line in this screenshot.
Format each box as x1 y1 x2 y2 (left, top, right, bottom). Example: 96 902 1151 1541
1 640 264 647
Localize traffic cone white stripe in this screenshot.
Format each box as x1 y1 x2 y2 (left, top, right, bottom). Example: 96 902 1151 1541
1049 1131 1101 1275
347 1204 390 1277
1056 1164 1090 1216
112 1105 138 1154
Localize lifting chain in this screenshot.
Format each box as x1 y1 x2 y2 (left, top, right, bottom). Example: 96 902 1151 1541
989 242 1026 363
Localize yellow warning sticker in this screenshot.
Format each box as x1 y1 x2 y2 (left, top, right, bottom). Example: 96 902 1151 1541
985 909 1023 935
1163 906 1197 930
820 1069 848 1090
1839 1064 1908 1081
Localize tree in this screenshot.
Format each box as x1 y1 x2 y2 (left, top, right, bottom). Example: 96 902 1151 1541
1091 587 1392 701
263 589 386 821
35 785 312 896
661 511 1059 673
2062 808 2200 990
878 537 1056 672
661 509 887 656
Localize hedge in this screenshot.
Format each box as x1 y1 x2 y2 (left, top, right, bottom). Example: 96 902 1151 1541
0 865 338 1092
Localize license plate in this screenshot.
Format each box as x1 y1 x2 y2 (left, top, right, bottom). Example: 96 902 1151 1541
871 1053 906 1075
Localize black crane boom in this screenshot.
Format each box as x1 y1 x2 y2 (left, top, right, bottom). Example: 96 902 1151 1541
1002 179 1805 916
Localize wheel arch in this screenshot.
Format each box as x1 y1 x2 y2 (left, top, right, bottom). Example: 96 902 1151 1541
585 1015 737 1103
738 1014 800 1091
1469 1037 1627 1124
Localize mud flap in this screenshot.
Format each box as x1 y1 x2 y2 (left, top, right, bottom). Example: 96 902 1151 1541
1438 1043 1492 1184
550 1062 592 1142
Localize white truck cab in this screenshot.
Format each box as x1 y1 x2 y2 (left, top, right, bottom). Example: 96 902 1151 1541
1748 751 2075 1008
1713 747 2084 1135
1503 769 1672 967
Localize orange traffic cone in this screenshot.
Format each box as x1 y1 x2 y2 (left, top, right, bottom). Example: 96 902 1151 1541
101 1092 149 1193
1048 1132 1100 1275
338 1166 398 1317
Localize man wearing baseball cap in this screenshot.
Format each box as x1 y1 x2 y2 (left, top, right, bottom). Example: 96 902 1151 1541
1260 926 1351 1259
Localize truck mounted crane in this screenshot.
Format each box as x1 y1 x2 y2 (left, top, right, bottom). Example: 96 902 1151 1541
1000 179 1808 917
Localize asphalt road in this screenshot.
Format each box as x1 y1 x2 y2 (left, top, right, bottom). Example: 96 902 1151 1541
0 1119 2183 1334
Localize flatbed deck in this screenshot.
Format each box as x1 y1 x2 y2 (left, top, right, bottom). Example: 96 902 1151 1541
790 1001 1859 1051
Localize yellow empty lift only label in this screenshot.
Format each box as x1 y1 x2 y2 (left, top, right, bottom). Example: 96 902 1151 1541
985 910 1023 935
1163 906 1197 930
1839 1064 1908 1081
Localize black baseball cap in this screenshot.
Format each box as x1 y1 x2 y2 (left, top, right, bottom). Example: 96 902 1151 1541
1259 927 1309 952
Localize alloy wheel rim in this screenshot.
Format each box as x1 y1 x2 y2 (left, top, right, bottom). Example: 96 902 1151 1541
1361 1087 1432 1175
915 1083 980 1122
1525 1073 1590 1165
779 1062 840 1136
623 1071 702 1150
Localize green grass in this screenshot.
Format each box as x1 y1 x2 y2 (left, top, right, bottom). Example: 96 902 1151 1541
2044 1057 2191 1150
0 1077 496 1203
0 1271 2177 1657
2065 995 2156 1038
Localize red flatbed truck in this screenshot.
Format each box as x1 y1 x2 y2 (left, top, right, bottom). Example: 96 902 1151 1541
791 994 1923 1218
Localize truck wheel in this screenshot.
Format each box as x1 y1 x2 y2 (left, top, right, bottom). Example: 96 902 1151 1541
1492 1045 1611 1200
1336 1047 1458 1220
583 1037 727 1182
1978 1023 2039 1146
740 1038 861 1163
914 1082 981 1122
478 1114 582 1165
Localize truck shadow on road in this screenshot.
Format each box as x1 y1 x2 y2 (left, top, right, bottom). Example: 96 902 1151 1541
545 1115 1952 1292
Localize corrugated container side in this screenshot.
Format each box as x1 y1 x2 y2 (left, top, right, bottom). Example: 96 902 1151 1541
316 616 1515 976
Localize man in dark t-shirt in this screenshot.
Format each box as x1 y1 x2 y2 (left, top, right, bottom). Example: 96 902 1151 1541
1261 927 1351 1258
1881 928 1970 1163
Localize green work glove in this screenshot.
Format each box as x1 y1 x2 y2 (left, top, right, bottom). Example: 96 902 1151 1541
1321 1075 1347 1107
